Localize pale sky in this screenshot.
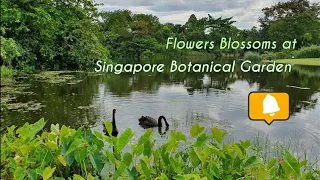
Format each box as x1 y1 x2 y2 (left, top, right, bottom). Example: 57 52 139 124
95 0 318 29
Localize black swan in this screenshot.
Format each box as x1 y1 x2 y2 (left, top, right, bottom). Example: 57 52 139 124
103 109 119 137
138 116 169 128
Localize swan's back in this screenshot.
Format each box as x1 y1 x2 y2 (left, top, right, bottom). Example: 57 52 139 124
138 116 158 126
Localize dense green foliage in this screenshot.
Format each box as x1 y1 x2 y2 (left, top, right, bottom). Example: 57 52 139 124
1 0 319 73
1 0 110 71
99 0 320 59
99 10 239 59
259 0 320 48
0 66 16 77
244 52 261 63
263 45 320 59
293 45 320 58
1 119 319 179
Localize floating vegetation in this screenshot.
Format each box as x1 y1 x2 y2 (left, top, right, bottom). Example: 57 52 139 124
5 102 30 110
12 83 32 87
32 71 83 84
67 79 83 85
4 101 45 111
16 76 28 80
87 71 104 76
1 77 39 113
78 105 94 109
26 102 46 111
0 96 16 104
0 77 16 86
2 86 23 94
1 86 35 96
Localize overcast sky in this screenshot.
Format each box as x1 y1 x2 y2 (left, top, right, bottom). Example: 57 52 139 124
95 0 318 29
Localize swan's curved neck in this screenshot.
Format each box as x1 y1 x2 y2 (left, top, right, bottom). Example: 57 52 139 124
112 112 117 129
158 116 169 127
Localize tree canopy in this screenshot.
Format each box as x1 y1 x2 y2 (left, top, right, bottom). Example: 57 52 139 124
1 0 110 71
259 0 320 47
1 0 319 73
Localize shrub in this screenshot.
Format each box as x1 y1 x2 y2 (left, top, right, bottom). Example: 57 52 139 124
142 49 154 60
1 119 319 179
0 36 22 65
1 66 16 78
293 45 320 58
244 51 261 62
261 51 293 60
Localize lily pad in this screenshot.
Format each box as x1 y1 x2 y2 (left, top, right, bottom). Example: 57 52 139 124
1 85 33 95
1 96 16 103
26 103 46 111
77 105 94 109
5 101 45 111
32 71 83 84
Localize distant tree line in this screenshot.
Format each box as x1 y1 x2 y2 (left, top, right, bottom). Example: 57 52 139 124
1 0 319 72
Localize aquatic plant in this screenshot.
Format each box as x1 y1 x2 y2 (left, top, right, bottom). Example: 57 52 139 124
1 119 319 179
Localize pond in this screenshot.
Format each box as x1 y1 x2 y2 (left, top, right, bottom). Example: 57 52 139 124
1 59 320 161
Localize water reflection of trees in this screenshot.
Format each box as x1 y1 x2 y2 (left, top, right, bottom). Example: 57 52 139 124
106 59 239 96
104 62 320 116
3 63 319 132
237 66 320 115
1 74 106 132
104 70 237 96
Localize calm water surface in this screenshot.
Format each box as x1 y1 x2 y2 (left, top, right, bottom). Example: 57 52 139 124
1 59 320 160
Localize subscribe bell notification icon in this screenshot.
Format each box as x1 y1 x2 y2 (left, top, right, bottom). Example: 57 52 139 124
262 94 280 116
249 92 289 125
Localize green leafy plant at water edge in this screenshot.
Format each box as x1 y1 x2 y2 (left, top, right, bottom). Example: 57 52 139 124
262 50 294 60
244 51 261 63
1 66 16 78
292 45 320 58
1 119 319 180
262 45 320 60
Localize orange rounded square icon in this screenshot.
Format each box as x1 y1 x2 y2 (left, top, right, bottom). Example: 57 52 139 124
248 92 290 125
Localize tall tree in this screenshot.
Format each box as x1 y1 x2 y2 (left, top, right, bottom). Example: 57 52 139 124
259 0 320 40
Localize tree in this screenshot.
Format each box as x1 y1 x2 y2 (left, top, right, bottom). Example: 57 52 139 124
100 11 163 59
132 14 161 37
268 13 320 48
185 14 198 30
259 0 320 40
1 0 110 70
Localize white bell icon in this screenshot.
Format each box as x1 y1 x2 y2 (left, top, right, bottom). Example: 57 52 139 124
262 94 280 116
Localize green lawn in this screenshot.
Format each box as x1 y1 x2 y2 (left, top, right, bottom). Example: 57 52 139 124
275 58 320 66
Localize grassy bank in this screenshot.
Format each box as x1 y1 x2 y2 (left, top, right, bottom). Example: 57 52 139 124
1 119 319 180
275 58 320 66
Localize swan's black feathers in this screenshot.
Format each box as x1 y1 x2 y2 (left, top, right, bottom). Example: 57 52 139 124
138 115 169 128
138 116 158 126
